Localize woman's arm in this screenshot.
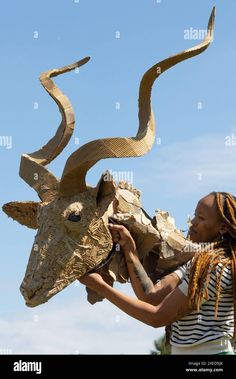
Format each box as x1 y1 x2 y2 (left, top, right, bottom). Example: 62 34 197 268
123 245 182 305
109 224 182 305
79 272 189 327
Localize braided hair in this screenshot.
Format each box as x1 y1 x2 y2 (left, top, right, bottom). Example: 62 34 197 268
188 192 236 339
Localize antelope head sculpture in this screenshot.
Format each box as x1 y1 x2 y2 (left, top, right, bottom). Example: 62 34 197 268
2 8 215 307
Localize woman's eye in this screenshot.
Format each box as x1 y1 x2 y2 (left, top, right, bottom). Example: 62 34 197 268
198 216 205 221
67 212 81 222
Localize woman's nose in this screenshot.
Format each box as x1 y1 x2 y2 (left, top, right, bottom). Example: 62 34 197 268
191 217 197 226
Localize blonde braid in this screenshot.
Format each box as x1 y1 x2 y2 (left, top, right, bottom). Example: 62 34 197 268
230 245 236 339
188 192 236 339
188 246 227 311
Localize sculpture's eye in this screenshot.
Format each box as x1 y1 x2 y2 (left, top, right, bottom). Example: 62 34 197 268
67 212 81 222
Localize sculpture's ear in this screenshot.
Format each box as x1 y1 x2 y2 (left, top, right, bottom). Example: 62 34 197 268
95 171 116 208
2 201 39 229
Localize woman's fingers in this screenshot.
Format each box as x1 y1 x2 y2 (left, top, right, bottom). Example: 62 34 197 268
108 224 136 251
109 226 119 238
108 224 126 241
108 224 132 246
110 230 120 242
108 224 124 230
109 228 120 237
78 272 104 289
108 223 127 234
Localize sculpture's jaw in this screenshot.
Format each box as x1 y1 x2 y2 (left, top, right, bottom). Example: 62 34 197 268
21 282 71 307
22 287 48 308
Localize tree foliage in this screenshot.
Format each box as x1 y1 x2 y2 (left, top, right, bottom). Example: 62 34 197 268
150 335 171 355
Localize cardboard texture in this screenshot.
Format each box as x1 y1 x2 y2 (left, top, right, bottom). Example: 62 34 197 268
2 8 215 307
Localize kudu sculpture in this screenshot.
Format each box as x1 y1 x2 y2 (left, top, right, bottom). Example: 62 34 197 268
3 8 215 307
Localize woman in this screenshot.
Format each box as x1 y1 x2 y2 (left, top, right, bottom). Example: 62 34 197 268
79 192 235 354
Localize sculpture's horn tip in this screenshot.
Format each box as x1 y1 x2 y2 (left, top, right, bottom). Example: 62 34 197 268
210 6 216 23
77 56 91 66
2 202 11 216
207 6 216 42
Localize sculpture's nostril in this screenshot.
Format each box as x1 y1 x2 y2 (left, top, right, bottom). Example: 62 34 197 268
27 289 37 300
21 282 43 301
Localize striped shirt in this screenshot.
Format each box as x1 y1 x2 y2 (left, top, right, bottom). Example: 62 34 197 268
171 261 234 349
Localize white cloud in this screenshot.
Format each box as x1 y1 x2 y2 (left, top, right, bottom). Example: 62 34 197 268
138 133 236 197
0 285 164 355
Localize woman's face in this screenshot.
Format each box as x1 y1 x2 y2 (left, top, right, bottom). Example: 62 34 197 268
188 194 224 243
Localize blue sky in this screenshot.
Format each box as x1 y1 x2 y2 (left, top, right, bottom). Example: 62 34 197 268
1 0 236 354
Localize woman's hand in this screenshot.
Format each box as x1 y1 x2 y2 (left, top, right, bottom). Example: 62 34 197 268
78 272 105 292
108 224 136 252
